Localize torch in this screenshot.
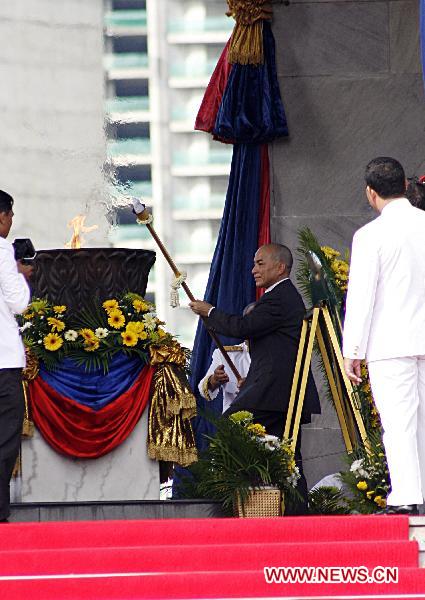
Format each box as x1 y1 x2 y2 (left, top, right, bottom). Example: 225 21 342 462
131 199 242 383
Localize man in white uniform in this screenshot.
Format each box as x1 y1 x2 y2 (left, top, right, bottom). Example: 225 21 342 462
343 157 425 514
198 341 251 413
0 190 32 522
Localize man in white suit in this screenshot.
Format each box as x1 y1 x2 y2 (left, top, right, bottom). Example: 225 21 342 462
343 157 425 515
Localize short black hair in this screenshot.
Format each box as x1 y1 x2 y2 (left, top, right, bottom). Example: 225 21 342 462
406 177 425 211
0 190 14 214
364 157 406 199
267 243 293 274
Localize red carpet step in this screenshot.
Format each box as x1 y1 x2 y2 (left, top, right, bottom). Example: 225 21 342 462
0 515 423 599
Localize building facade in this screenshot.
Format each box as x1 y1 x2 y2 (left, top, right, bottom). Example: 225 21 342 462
104 0 234 346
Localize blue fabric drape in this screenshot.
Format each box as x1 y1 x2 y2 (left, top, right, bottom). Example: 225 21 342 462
190 144 261 449
39 352 146 411
213 22 288 144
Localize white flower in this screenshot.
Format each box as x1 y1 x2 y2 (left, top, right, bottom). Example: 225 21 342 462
95 328 109 339
143 312 157 331
287 466 301 488
350 458 371 479
260 434 281 451
64 330 78 341
19 322 32 332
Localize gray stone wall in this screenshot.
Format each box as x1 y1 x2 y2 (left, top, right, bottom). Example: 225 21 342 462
0 0 108 248
270 0 425 487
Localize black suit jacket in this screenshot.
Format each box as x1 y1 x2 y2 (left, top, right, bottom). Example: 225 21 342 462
207 279 320 422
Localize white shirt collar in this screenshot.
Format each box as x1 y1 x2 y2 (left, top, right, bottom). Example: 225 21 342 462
264 278 289 294
381 197 410 214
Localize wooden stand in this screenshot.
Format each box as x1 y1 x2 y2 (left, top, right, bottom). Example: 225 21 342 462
284 301 370 454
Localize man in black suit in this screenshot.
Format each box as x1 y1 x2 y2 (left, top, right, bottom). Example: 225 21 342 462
189 243 321 511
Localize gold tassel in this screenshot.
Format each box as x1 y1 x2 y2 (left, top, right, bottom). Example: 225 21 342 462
148 343 198 467
228 20 264 65
21 348 38 439
21 381 35 439
225 0 272 66
11 451 21 479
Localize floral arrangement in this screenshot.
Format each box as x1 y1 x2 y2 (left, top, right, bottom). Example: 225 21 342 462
17 292 173 372
339 434 390 513
296 227 389 513
180 410 300 515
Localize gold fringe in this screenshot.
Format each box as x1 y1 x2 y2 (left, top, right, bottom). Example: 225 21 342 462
148 443 198 468
228 21 264 65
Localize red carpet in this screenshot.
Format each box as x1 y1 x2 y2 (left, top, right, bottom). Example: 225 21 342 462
0 515 424 599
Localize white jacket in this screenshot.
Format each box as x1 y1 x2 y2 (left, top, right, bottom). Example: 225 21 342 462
198 342 251 412
0 237 30 368
343 198 425 362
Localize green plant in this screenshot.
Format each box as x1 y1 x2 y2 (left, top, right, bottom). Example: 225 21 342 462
181 411 300 516
308 486 350 515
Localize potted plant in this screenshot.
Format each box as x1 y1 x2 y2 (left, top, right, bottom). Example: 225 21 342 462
182 411 301 517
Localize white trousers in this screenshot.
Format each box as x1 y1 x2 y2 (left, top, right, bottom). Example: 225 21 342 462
368 356 425 506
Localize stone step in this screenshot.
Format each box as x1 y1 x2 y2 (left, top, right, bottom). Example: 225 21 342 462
10 499 224 522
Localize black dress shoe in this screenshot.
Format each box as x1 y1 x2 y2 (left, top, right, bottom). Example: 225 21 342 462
386 504 418 515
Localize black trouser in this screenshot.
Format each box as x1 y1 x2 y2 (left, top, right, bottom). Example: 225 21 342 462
223 407 309 515
0 369 24 521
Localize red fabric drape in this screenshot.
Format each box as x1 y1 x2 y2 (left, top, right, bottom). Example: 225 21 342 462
256 144 271 300
195 39 232 135
29 365 155 459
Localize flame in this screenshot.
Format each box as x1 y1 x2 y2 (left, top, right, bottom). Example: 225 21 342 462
66 215 98 249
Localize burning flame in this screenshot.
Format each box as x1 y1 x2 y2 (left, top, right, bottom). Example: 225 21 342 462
66 215 98 249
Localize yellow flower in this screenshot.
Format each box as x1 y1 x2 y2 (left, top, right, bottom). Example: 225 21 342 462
84 338 100 352
127 321 145 335
132 299 149 313
357 481 368 491
138 330 148 340
287 459 296 473
79 328 96 342
107 309 125 329
121 330 138 347
24 312 34 320
103 299 119 313
366 490 375 499
321 246 340 260
47 317 65 332
246 423 267 437
230 411 253 424
53 305 66 314
157 327 167 338
43 333 63 352
374 496 386 508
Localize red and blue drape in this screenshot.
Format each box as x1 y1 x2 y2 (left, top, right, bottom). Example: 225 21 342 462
29 353 154 458
188 21 289 451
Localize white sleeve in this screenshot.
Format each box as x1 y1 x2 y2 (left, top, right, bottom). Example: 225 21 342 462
0 245 30 314
198 349 221 400
343 228 379 359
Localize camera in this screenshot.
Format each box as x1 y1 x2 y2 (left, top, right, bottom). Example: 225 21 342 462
12 238 36 263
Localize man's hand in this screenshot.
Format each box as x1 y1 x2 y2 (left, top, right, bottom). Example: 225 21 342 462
17 260 34 282
208 364 229 391
343 357 362 385
189 300 213 317
237 377 246 389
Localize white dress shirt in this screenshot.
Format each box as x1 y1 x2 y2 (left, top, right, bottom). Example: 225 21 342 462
198 342 251 412
343 198 425 362
0 237 30 368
